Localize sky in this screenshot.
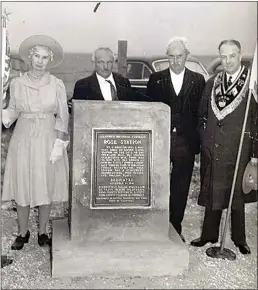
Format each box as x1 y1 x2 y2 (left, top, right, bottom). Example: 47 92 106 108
2 1 257 56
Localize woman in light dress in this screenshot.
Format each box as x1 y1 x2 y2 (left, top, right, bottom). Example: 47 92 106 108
2 35 69 250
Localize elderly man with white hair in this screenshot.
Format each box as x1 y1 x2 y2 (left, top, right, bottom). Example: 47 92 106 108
147 36 206 242
72 47 149 102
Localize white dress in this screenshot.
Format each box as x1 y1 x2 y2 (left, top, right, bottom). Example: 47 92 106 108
2 72 69 207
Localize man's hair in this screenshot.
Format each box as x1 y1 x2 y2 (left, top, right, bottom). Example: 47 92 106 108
218 39 242 52
92 47 115 62
166 36 190 54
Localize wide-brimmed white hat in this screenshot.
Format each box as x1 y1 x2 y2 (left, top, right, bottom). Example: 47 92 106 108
19 35 64 68
242 162 258 194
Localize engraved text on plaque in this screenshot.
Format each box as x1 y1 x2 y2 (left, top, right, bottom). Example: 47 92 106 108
92 130 151 208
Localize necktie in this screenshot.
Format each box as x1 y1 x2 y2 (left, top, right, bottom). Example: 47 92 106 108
105 80 118 100
227 76 233 88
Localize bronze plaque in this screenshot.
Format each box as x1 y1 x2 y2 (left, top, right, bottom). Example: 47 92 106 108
92 130 152 208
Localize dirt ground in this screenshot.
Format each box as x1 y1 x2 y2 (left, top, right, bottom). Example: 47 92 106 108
1 128 257 289
1 188 257 289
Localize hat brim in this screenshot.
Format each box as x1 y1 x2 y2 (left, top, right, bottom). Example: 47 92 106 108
242 165 254 194
19 35 64 69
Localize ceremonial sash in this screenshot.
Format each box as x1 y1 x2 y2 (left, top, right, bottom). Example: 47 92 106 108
211 66 250 120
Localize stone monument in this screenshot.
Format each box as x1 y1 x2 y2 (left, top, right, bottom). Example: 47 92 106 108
52 100 189 277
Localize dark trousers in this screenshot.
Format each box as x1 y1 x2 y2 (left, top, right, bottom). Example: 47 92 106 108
201 204 246 244
169 134 195 235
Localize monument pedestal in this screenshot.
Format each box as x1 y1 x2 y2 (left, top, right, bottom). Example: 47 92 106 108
52 101 189 278
52 218 189 277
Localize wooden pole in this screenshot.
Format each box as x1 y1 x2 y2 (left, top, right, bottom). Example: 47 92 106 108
1 11 8 195
219 87 252 252
117 40 127 77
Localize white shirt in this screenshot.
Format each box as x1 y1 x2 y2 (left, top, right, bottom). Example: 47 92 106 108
96 73 117 101
226 66 242 83
169 68 185 95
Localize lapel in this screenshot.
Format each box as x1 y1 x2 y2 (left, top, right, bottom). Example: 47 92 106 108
112 73 124 100
180 68 194 107
165 68 194 106
89 72 123 100
162 69 175 101
89 73 104 100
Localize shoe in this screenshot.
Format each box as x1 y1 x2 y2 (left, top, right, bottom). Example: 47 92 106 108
190 237 218 247
180 234 186 243
235 243 251 254
38 233 51 247
1 255 13 268
11 230 30 250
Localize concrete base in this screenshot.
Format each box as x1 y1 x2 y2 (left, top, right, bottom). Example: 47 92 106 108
52 218 189 278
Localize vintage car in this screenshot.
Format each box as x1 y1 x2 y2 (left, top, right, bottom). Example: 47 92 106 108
126 55 210 94
206 55 253 78
7 54 209 99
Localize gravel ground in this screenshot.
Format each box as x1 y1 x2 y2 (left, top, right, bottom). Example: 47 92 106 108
1 192 257 289
1 128 257 289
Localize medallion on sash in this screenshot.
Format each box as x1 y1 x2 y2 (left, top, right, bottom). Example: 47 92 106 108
211 66 250 121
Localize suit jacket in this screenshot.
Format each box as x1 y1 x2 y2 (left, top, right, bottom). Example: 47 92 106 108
72 72 149 102
197 69 257 209
147 68 205 154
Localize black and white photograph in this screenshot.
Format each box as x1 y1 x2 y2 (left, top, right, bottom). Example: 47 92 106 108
1 1 257 289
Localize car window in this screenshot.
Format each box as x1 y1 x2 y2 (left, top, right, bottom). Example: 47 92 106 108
127 61 151 80
186 60 207 75
153 59 208 80
153 60 169 72
127 62 143 79
143 64 151 79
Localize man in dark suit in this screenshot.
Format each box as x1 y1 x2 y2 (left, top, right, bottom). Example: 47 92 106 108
72 47 148 102
190 39 257 255
147 36 205 242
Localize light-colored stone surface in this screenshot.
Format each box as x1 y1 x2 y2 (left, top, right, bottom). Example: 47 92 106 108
70 101 171 241
52 218 189 278
52 100 189 277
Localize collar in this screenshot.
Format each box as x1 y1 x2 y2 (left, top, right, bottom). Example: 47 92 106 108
169 67 185 78
226 66 242 81
96 72 115 84
20 71 52 88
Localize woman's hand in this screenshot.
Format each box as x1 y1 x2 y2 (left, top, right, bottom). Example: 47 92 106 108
49 139 69 164
2 109 11 128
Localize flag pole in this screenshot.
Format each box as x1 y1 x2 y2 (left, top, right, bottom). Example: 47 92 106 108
206 88 252 260
1 9 11 209
1 10 8 171
1 9 7 271
1 9 14 269
1 11 7 108
206 43 257 260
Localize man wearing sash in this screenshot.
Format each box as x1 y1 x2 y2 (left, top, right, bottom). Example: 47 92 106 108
191 40 257 254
